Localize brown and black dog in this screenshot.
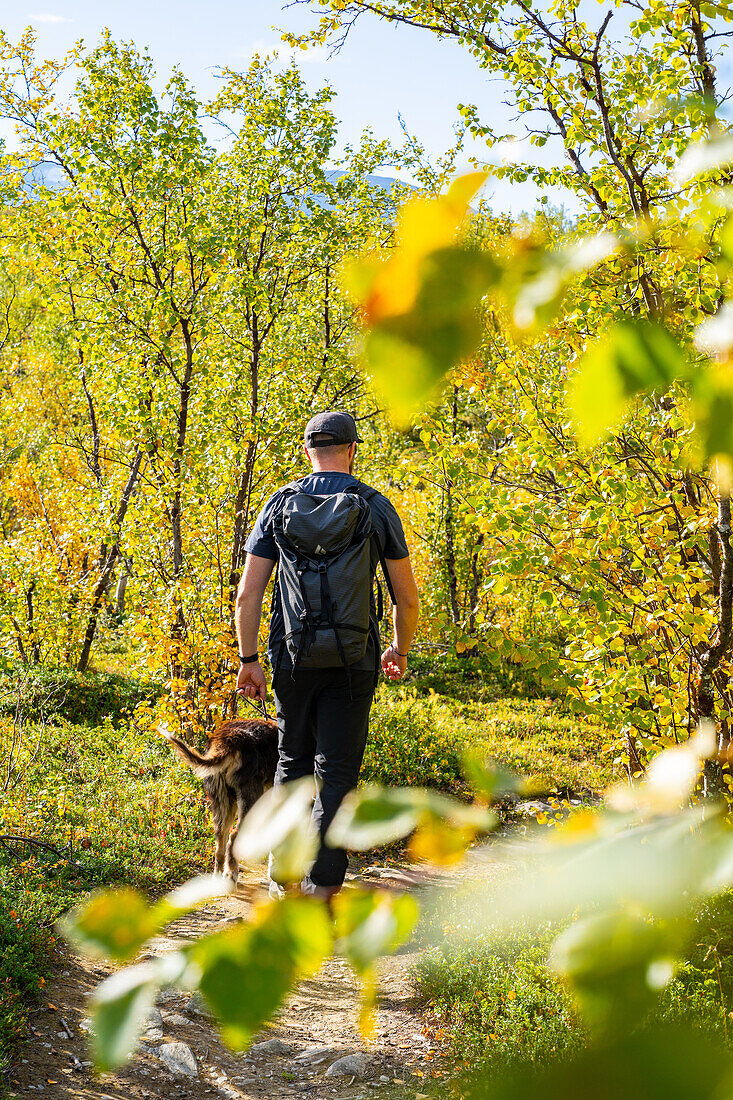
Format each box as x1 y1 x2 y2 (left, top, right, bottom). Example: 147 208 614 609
160 719 279 882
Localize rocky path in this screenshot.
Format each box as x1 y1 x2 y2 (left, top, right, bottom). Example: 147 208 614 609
9 862 442 1100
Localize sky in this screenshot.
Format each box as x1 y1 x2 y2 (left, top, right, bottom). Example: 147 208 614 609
5 2 733 218
3 0 549 216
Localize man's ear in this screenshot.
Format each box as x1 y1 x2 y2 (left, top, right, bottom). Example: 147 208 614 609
304 445 313 466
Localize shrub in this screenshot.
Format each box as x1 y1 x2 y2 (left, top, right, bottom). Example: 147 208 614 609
0 666 161 727
362 690 467 790
364 678 615 796
415 933 581 1082
0 873 51 1080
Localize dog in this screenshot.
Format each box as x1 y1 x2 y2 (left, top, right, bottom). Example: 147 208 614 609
160 718 279 882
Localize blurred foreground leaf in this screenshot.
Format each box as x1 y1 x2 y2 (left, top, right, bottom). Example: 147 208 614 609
91 952 188 1071
189 896 332 1049
465 1028 733 1099
549 909 685 1034
334 887 419 1036
343 172 494 424
438 808 733 944
692 362 733 466
62 875 231 962
462 750 526 801
363 245 499 423
327 783 496 861
233 776 318 883
567 319 689 446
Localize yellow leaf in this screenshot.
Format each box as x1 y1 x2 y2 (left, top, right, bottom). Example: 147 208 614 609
348 171 488 324
409 817 474 866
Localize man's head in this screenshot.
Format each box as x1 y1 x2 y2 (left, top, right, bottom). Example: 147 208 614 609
304 411 362 474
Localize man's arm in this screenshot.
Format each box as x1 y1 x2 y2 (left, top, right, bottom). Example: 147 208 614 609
235 553 276 700
382 556 420 681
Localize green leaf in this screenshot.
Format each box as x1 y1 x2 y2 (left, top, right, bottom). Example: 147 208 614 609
327 785 427 848
549 909 684 1033
568 320 689 446
334 887 420 975
328 783 495 850
62 888 160 962
62 876 232 962
232 777 318 883
91 952 187 1071
190 896 332 1049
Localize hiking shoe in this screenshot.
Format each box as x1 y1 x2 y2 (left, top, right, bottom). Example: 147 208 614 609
268 879 302 900
300 876 341 908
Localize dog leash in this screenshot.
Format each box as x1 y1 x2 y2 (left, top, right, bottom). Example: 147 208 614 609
244 696 272 723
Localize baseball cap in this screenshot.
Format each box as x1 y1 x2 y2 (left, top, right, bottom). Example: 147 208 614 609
304 410 363 448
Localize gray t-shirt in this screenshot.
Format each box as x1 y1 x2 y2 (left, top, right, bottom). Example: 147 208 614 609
244 472 409 672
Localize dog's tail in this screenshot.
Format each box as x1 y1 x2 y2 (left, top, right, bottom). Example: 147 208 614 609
158 723 230 778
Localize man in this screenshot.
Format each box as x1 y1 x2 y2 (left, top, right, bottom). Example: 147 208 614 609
235 410 419 900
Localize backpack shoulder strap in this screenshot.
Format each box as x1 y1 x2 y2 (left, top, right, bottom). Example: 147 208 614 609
272 482 302 531
351 482 397 606
351 482 379 502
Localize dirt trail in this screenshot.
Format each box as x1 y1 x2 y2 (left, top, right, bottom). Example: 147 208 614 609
9 863 442 1100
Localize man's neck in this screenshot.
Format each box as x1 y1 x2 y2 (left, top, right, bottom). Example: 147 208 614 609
309 465 353 475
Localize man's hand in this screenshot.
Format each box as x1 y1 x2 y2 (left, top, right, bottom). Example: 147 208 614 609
381 645 407 681
236 660 267 700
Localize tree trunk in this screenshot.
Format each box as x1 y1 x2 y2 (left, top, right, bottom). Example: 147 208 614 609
228 317 260 614
444 480 461 627
700 491 732 797
26 582 40 664
114 570 128 617
444 387 461 629
468 533 484 634
77 448 143 672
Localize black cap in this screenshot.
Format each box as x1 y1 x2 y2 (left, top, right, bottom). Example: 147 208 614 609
304 410 363 449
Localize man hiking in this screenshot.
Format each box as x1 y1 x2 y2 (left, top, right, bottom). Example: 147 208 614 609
234 411 419 901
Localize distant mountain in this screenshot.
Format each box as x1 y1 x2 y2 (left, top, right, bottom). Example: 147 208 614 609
24 161 66 195
23 162 405 200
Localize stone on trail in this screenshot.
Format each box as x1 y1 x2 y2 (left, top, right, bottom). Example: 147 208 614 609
157 1041 198 1077
184 992 214 1020
293 1045 342 1065
163 1013 192 1027
514 799 554 818
325 1053 373 1078
146 1007 164 1029
250 1037 294 1056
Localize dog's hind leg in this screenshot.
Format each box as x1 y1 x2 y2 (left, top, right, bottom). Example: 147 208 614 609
224 794 248 884
205 776 235 877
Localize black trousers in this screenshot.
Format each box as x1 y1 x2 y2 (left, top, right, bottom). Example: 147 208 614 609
272 666 376 888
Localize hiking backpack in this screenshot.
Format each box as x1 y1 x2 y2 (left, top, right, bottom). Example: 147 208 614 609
271 481 395 680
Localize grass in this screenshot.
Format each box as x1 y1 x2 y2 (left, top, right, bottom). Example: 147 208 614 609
0 714 210 1086
414 898 733 1094
0 652 614 1090
364 653 618 796
415 933 582 1085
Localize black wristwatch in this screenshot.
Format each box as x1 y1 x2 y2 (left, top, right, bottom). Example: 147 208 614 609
239 652 259 665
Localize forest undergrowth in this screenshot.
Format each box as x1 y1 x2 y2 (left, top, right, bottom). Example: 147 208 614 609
0 651 609 1082
3 653 732 1094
